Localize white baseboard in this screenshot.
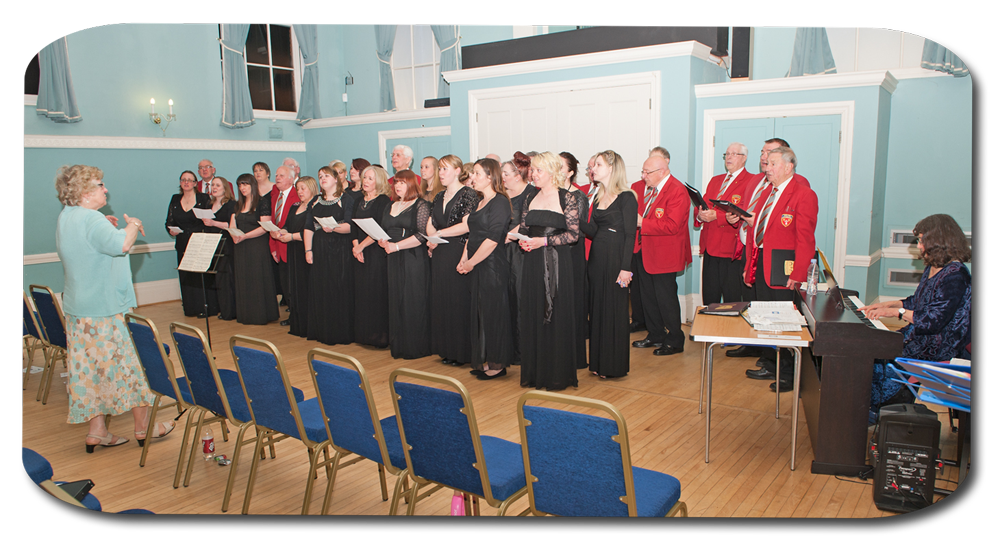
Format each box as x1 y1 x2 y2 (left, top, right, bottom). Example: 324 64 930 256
134 278 180 307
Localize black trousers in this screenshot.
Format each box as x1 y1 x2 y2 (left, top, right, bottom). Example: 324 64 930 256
636 251 685 350
276 260 290 306
629 252 644 324
752 250 794 376
702 252 743 305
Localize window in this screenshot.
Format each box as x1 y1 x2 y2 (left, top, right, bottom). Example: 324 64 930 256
392 25 440 110
242 24 300 116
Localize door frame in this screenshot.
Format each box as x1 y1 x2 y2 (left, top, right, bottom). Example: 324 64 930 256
702 101 855 284
378 126 452 169
468 71 661 160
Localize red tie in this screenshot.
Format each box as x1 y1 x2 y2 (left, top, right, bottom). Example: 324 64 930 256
716 173 733 199
275 191 285 224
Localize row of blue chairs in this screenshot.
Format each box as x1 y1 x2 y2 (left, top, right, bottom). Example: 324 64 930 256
23 286 66 405
23 447 153 514
124 314 688 517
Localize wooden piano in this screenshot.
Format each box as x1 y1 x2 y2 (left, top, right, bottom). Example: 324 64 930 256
794 285 904 476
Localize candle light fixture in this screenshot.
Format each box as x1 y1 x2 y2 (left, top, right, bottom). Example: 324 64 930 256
149 97 177 135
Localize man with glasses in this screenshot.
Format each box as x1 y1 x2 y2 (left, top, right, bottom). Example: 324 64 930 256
628 147 670 332
631 150 691 356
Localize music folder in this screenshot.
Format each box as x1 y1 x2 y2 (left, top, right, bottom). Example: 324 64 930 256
710 199 751 218
769 249 796 286
683 183 710 210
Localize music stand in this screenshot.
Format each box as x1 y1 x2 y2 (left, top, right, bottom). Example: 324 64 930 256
177 233 224 348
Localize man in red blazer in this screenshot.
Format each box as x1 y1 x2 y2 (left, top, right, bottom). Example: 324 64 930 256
269 165 301 324
695 142 754 305
627 146 671 333
631 152 691 355
742 146 818 391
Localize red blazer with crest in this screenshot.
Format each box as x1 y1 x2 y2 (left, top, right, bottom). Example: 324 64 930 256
268 185 301 263
638 174 692 275
695 168 754 258
743 178 818 288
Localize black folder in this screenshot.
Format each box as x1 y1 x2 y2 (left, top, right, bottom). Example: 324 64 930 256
683 183 709 210
769 249 796 286
710 199 751 218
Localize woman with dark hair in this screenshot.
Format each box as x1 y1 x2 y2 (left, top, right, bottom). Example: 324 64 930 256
517 152 582 391
859 214 972 413
199 177 238 320
580 150 638 379
165 170 215 317
460 159 514 379
426 155 480 367
349 158 371 195
502 152 536 365
231 173 279 325
352 165 392 348
275 176 319 337
559 151 589 370
379 170 432 359
304 166 356 345
253 161 274 199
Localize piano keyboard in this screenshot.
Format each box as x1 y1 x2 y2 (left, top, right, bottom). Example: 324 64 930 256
846 295 890 331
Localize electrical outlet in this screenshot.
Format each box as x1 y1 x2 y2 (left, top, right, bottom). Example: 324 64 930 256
342 93 348 103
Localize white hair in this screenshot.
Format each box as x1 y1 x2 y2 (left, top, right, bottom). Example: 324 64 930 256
392 145 414 160
283 157 300 169
728 142 748 157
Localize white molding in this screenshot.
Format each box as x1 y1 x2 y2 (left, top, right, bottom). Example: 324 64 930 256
253 110 299 122
695 70 899 99
880 246 922 260
24 242 174 266
23 134 307 152
377 126 452 169
888 67 952 81
468 71 661 161
24 94 37 106
702 101 855 286
303 107 451 129
134 278 181 307
843 249 882 268
444 41 713 84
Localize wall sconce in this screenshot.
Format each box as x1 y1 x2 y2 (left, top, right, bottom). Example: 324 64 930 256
149 98 176 136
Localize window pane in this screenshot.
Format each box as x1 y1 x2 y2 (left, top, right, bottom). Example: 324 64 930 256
412 25 435 65
272 68 296 112
414 65 437 105
393 26 412 69
270 25 293 68
245 24 270 65
24 54 40 95
247 65 273 110
393 68 414 110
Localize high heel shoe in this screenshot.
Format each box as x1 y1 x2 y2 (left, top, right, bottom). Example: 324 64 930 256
134 421 176 447
85 433 129 453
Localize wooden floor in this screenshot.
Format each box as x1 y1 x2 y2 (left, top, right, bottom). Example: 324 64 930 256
21 299 964 518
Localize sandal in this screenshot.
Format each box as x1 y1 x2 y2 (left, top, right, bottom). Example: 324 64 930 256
135 421 176 447
86 433 129 453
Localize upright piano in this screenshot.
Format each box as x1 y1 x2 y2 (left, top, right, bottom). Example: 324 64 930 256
794 286 904 476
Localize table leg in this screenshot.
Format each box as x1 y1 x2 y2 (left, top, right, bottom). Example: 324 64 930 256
775 349 781 419
705 342 720 463
698 343 707 414
790 347 801 471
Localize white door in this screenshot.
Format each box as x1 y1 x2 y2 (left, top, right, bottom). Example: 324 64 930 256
473 77 656 181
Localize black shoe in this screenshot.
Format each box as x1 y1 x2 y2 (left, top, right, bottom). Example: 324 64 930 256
770 379 793 393
726 345 762 358
442 358 456 365
470 369 485 376
632 338 662 349
476 368 507 380
629 322 647 333
280 319 290 326
745 367 776 380
653 345 683 356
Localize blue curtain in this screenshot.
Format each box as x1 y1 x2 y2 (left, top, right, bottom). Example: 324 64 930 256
293 24 321 124
374 25 397 112
220 24 255 128
921 39 969 77
787 28 837 77
430 25 461 99
36 37 82 123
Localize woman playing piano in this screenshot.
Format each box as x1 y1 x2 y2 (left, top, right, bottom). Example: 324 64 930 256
859 214 971 414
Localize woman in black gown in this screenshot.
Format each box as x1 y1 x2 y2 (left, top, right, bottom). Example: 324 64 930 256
501 153 536 366
275 176 318 337
230 173 279 325
304 167 355 346
460 159 513 379
199 177 237 320
559 152 589 370
348 158 371 202
351 165 392 348
580 150 637 378
426 154 480 367
379 170 432 360
165 170 215 317
517 152 582 391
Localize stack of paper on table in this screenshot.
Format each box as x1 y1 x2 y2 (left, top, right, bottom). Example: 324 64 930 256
742 301 807 332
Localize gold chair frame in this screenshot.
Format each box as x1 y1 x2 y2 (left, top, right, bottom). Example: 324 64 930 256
516 391 688 518
23 291 48 390
29 284 67 405
389 368 529 516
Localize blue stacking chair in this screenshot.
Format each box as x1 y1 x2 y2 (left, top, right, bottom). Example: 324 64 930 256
29 285 68 405
23 447 153 514
124 314 189 467
23 291 47 390
230 335 332 515
306 349 411 515
389 368 529 516
516 391 688 518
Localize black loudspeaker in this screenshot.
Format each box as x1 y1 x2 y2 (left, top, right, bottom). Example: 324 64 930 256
871 403 940 513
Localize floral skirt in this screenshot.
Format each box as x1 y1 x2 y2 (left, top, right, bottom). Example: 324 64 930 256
65 312 154 424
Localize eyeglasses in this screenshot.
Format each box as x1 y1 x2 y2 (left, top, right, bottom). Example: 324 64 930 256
723 153 746 159
93 182 105 188
640 168 663 176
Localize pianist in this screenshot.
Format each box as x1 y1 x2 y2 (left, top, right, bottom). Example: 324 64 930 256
859 213 972 412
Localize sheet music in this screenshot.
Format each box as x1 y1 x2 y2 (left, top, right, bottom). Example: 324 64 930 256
314 216 339 230
168 226 183 235
177 233 223 273
353 218 390 241
192 208 216 220
425 235 449 244
508 231 531 242
226 227 245 238
258 220 280 232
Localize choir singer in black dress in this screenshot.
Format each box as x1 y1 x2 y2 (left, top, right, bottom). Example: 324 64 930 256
351 165 392 348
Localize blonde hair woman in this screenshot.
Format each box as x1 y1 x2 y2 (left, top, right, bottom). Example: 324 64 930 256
351 165 393 348
420 156 443 202
516 152 582 391
275 176 319 337
580 150 638 379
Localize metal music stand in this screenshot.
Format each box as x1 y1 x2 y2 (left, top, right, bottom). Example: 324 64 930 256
177 233 224 348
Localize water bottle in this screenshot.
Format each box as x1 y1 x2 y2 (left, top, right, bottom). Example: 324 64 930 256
202 427 215 461
805 258 819 296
